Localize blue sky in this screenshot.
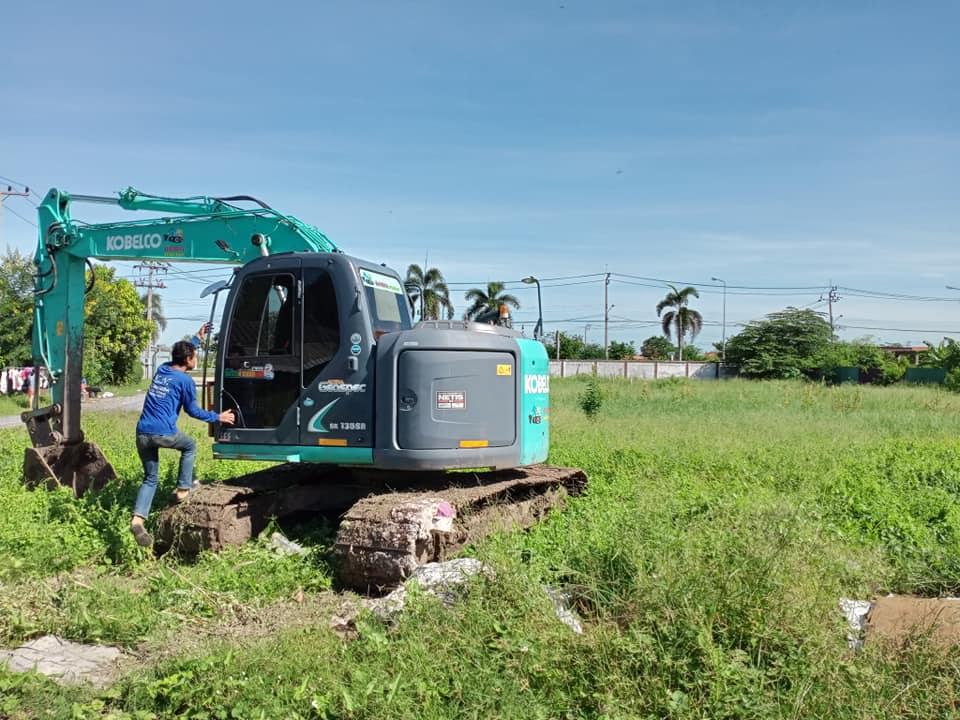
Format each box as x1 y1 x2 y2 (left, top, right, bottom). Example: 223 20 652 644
2 1 958 351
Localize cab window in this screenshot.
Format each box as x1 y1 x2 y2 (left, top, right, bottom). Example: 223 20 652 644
358 267 413 338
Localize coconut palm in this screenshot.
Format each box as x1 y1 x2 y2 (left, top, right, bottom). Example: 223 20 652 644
656 284 703 361
140 292 167 337
405 264 454 320
464 281 521 321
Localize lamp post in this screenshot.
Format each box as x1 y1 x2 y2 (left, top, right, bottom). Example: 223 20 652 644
711 276 727 361
584 323 592 346
521 276 543 340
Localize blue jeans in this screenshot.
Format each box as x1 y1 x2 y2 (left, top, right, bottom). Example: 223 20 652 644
133 431 196 519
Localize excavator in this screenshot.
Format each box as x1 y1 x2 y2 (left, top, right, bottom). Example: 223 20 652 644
22 187 585 590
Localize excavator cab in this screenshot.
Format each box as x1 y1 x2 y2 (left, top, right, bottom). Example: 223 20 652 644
209 251 550 471
212 253 415 463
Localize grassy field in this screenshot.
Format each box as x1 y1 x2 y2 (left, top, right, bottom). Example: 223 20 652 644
2 377 960 718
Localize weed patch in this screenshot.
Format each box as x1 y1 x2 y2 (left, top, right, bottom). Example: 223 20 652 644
4 378 960 717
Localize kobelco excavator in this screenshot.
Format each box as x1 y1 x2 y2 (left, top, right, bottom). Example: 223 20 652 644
23 187 585 590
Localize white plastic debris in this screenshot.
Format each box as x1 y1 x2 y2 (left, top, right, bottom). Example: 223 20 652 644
368 558 494 618
269 532 307 556
430 500 455 533
544 586 584 634
839 598 873 650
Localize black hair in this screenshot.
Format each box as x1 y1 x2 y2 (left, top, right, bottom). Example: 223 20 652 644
171 340 196 366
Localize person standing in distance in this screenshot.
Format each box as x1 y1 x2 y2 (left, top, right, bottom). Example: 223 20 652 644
131 323 235 547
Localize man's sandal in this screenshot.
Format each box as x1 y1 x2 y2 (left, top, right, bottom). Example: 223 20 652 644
171 481 201 505
131 524 153 547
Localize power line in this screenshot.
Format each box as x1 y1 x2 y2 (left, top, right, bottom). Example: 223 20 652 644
612 272 828 292
838 287 960 302
841 323 960 335
0 201 37 228
0 185 35 242
445 272 605 288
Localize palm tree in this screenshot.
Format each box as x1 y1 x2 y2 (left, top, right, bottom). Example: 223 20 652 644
140 292 167 337
656 284 703 361
405 264 454 320
464 281 520 321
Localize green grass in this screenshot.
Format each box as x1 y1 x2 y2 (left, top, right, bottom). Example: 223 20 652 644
3 378 960 718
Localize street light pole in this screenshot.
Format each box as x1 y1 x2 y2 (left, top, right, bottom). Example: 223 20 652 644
584 323 591 346
521 276 543 340
711 276 727 361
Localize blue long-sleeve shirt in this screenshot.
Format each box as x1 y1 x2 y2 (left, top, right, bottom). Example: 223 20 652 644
136 338 218 435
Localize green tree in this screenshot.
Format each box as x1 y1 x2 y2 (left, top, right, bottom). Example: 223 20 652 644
724 307 834 379
656 285 703 361
607 340 636 360
464 281 520 321
920 338 960 371
813 338 906 385
543 332 604 359
405 264 454 320
84 265 154 384
0 247 35 366
641 335 677 361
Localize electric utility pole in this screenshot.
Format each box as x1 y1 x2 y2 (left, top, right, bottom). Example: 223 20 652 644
827 284 840 333
603 272 611 359
135 262 169 379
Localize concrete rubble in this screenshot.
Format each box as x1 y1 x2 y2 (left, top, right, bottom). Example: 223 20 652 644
366 558 585 633
0 634 124 688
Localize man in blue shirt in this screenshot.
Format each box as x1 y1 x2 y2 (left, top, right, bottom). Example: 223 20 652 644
131 324 235 547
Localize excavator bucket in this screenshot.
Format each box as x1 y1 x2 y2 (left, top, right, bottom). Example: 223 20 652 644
23 441 117 498
21 407 117 498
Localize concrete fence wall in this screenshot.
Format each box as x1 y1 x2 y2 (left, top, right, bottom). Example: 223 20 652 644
549 360 738 380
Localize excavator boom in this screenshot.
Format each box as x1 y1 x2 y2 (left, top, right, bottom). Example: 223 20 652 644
26 187 337 493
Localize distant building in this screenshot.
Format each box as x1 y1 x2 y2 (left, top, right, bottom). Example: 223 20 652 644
880 345 927 366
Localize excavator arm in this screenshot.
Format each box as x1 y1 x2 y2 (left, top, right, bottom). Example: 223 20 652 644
25 187 338 494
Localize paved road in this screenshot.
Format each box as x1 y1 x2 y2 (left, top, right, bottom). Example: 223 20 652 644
0 393 144 429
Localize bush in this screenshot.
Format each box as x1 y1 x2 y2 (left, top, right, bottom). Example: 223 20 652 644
578 377 603 416
945 367 960 392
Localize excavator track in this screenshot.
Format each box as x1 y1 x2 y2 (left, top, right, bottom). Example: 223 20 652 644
155 464 586 591
334 465 587 592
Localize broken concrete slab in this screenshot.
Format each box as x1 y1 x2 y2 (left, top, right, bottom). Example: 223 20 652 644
0 635 124 688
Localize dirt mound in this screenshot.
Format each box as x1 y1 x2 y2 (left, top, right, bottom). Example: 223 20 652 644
867 596 960 649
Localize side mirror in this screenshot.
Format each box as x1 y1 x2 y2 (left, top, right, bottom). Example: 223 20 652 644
200 279 230 299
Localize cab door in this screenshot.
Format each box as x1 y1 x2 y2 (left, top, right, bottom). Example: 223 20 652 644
220 259 301 446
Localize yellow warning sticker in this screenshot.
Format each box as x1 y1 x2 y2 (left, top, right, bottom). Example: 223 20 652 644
460 440 490 448
496 364 513 376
